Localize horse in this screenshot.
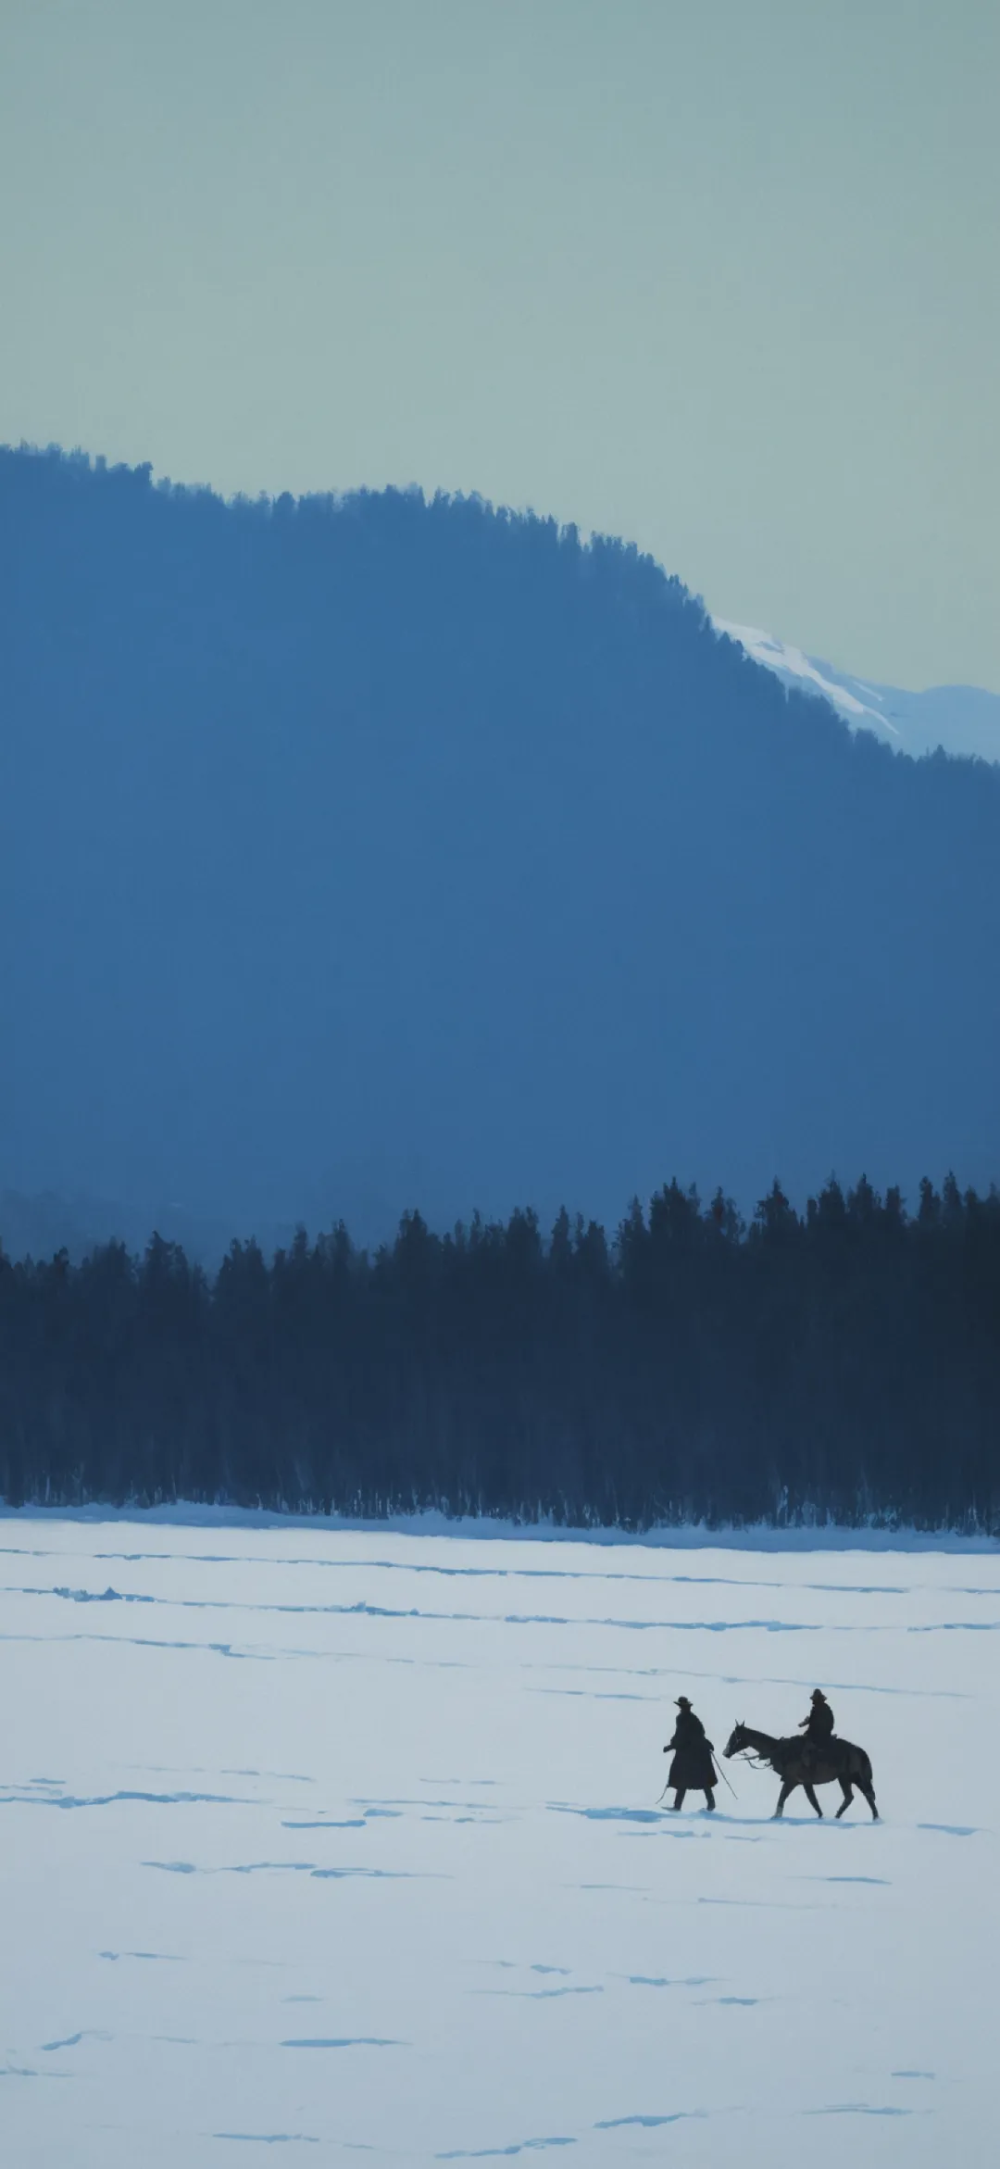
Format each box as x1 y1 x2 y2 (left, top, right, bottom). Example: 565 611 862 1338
724 1722 878 1821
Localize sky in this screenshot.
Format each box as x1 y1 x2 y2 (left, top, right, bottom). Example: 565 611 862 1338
1 0 997 692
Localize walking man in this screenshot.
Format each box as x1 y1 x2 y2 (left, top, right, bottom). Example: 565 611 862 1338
664 1696 717 1812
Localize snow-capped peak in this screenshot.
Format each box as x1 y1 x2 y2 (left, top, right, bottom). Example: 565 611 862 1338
713 620 999 764
714 621 901 738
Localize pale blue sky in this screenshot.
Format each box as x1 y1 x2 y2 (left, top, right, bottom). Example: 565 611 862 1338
2 0 997 689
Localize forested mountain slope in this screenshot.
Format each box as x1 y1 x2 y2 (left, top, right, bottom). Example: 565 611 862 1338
2 446 998 1239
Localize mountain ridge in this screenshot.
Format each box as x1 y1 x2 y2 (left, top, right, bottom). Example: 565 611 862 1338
2 443 998 1246
715 620 1000 762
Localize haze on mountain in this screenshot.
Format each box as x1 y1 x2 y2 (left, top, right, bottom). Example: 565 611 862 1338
2 444 998 1257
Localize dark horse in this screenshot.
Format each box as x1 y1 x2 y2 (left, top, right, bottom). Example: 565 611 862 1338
724 1722 879 1821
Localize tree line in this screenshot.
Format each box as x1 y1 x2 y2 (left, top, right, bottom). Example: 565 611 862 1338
1 1173 998 1532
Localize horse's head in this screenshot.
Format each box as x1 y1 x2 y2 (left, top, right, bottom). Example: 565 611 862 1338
724 1722 748 1759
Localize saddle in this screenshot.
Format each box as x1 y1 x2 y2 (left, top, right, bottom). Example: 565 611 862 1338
800 1731 849 1771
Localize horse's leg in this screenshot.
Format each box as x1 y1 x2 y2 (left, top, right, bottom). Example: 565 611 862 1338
835 1779 853 1820
803 1781 823 1818
861 1782 879 1821
773 1780 793 1819
672 1788 686 1812
703 1788 716 1813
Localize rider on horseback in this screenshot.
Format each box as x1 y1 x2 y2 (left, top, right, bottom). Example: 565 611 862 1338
798 1689 838 1773
799 1689 835 1746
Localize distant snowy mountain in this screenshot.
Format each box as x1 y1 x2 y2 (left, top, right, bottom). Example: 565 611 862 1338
715 621 1000 763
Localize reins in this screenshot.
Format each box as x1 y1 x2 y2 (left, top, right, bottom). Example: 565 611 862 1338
730 1730 782 1772
712 1752 738 1799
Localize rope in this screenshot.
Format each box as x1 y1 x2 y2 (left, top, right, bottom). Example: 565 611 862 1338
712 1752 737 1800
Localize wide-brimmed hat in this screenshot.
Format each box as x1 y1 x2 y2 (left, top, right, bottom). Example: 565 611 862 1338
810 1689 826 1702
675 1695 692 1708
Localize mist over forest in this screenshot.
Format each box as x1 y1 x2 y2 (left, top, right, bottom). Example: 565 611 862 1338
3 445 998 1257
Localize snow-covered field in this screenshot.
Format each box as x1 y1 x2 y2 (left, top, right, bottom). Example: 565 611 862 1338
2 1519 997 2166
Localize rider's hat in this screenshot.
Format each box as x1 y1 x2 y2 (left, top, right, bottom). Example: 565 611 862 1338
676 1695 692 1708
810 1688 826 1702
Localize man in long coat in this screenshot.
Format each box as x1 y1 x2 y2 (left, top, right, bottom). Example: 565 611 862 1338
664 1696 716 1811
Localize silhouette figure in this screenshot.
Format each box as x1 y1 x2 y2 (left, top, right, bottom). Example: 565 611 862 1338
664 1696 716 1812
799 1688 835 1746
798 1688 840 1778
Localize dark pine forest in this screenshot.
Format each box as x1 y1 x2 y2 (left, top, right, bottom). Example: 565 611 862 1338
2 1173 998 1532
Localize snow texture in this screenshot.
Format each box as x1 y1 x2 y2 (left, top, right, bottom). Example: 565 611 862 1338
2 1517 997 2165
714 619 1000 762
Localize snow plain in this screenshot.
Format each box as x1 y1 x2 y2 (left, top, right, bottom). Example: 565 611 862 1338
2 1518 997 2167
